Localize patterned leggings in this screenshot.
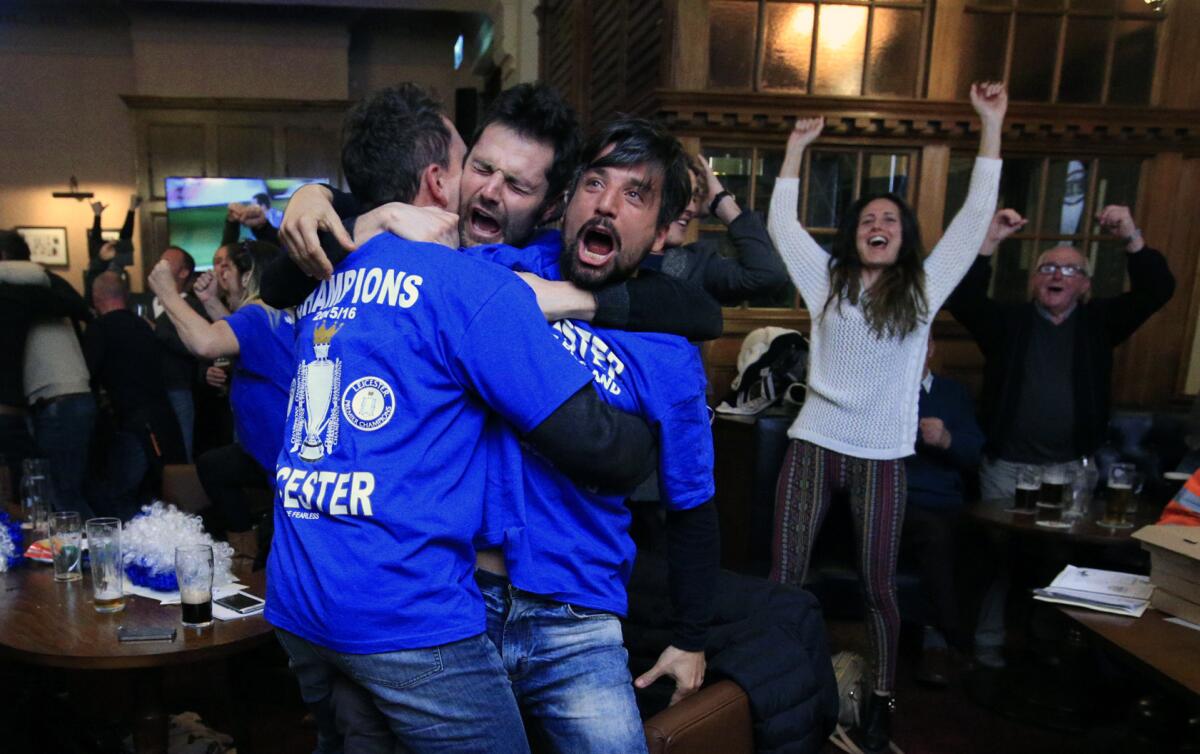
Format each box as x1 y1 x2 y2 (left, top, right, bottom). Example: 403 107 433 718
770 439 907 693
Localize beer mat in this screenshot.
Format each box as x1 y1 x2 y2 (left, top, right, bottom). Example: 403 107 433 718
1004 507 1037 515
1035 520 1073 529
124 581 247 606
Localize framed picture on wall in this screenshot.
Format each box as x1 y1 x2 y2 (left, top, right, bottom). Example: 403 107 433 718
15 226 69 267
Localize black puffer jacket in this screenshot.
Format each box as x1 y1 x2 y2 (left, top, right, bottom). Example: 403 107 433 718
625 549 838 754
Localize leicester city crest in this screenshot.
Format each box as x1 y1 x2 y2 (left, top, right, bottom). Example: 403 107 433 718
290 322 343 462
342 376 395 432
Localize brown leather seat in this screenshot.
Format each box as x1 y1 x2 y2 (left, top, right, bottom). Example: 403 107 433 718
643 680 754 754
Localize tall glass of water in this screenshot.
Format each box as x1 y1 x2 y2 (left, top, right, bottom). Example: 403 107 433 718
1100 463 1139 529
20 464 52 541
86 517 125 613
50 511 83 582
176 545 214 628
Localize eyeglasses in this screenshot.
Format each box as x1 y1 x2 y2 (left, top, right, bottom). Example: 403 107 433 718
1035 263 1088 278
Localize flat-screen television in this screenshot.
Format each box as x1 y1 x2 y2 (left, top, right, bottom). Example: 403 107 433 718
164 177 327 269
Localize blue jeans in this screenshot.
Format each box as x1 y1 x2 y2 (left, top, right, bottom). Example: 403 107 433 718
477 570 647 754
275 629 529 754
167 389 194 462
31 393 96 518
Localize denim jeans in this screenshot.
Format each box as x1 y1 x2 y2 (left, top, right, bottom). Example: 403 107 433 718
31 393 96 518
167 388 194 462
275 629 529 754
477 570 647 754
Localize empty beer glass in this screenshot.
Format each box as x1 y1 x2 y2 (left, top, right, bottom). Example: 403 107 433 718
86 517 125 613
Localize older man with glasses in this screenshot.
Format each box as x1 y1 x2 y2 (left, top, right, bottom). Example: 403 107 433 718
945 204 1175 667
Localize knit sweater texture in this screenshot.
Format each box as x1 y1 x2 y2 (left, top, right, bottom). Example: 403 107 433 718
767 157 1001 460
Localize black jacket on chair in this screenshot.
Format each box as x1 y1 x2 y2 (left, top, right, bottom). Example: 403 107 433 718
946 247 1175 459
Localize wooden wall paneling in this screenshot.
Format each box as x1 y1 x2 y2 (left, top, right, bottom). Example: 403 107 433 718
284 127 342 184
587 0 626 125
1112 151 1190 407
1174 158 1200 396
217 125 274 178
925 0 965 100
1159 0 1200 109
624 0 667 115
916 144 949 246
148 212 170 270
147 124 207 200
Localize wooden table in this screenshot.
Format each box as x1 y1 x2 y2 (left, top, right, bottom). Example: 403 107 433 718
1059 606 1200 699
0 564 272 752
965 498 1156 546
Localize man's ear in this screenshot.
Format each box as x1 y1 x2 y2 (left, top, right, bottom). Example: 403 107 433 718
537 193 566 226
422 163 452 210
649 225 670 254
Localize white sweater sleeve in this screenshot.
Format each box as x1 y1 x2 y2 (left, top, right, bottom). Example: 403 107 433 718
924 157 1002 311
767 177 830 308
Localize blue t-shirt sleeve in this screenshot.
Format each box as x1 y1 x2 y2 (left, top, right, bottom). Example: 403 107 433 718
656 351 715 510
226 304 272 374
463 231 561 277
451 279 591 434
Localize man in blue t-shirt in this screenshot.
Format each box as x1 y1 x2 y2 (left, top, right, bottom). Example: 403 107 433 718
267 84 660 754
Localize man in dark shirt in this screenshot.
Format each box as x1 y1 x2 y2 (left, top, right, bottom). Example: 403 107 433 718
84 272 185 518
901 340 984 686
151 246 205 461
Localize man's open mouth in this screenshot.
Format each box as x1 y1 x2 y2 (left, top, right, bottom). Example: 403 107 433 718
578 225 617 266
469 207 502 238
1047 284 1065 294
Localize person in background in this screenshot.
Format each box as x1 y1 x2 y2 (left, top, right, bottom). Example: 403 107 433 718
947 204 1175 667
148 240 289 564
151 246 204 462
223 200 281 247
0 234 96 517
84 196 140 305
766 82 1007 752
0 231 83 505
901 339 984 687
83 271 186 519
647 152 788 306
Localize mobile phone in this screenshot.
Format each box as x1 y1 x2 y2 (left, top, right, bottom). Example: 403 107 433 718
117 625 177 643
214 592 266 614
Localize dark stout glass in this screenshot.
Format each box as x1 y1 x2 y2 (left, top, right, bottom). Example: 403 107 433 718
1039 482 1065 507
182 599 213 627
1015 485 1039 511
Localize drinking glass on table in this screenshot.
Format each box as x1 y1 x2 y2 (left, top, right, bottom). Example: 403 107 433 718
50 511 83 582
20 460 52 540
176 545 214 628
1014 465 1042 513
1100 463 1141 529
86 517 125 613
1038 464 1069 522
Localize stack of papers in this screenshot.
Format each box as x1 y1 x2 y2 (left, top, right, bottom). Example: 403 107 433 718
1033 565 1153 617
124 582 261 622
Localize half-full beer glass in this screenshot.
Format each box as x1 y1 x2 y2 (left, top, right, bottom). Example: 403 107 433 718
50 511 82 582
1100 463 1139 529
86 517 125 613
176 545 214 628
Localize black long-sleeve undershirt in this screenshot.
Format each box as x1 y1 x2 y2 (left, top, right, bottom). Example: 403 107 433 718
664 500 720 650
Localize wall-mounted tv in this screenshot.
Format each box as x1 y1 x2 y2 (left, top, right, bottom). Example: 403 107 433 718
165 177 327 269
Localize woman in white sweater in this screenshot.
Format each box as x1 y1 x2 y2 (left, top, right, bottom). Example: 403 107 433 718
767 82 1008 751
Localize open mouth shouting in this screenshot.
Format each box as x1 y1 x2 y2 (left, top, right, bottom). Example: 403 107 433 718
576 219 621 268
466 204 503 242
867 234 889 250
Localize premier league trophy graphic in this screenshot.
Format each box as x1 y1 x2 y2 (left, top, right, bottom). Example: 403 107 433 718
295 322 343 462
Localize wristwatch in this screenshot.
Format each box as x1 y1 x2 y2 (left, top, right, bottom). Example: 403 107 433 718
708 190 733 217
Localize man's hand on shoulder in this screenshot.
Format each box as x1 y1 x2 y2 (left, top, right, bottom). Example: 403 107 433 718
354 203 459 249
634 645 706 707
280 184 355 279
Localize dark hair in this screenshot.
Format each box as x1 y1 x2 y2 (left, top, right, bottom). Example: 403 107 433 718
253 192 271 208
824 193 928 339
228 240 282 306
164 245 195 276
342 83 451 210
687 154 710 207
576 117 690 231
0 230 31 261
474 83 579 216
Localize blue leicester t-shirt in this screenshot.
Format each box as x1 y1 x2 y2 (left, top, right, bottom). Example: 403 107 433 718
265 234 591 654
467 233 715 615
225 303 295 472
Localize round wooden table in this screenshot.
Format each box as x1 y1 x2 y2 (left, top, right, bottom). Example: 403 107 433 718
0 564 272 752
